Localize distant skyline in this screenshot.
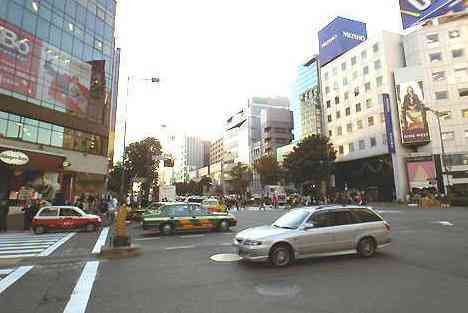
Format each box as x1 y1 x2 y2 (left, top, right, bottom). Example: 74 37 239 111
114 0 403 158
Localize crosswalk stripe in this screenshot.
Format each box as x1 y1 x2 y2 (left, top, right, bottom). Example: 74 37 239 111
0 245 50 251
0 254 37 259
0 234 67 239
0 240 58 244
0 269 14 275
0 249 44 255
0 242 52 247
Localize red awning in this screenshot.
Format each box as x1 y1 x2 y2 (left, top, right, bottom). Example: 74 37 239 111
0 147 65 172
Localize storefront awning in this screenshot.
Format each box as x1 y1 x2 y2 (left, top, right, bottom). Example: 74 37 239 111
0 146 66 172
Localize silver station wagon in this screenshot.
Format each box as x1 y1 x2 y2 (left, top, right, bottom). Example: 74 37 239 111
234 205 391 267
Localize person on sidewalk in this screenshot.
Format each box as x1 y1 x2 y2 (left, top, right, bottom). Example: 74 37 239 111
0 200 9 232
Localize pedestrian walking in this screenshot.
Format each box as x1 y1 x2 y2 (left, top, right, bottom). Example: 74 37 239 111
0 200 9 232
23 201 35 231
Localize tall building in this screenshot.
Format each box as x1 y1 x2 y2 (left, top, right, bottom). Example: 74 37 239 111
176 136 210 182
293 56 322 140
209 137 224 165
395 13 468 195
0 0 118 203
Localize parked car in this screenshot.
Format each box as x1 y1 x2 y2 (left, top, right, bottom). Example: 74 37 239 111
234 205 391 267
142 202 237 235
32 206 102 234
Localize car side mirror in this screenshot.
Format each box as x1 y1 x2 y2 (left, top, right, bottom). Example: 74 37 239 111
302 223 315 230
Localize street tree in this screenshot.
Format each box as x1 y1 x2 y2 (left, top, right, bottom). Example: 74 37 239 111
228 162 252 196
198 176 212 194
123 137 162 203
283 135 336 194
254 155 283 187
108 162 130 195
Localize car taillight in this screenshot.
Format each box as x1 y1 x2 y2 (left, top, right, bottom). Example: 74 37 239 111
384 222 390 231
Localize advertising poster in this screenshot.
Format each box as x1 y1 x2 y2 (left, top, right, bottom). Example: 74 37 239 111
0 18 42 97
399 0 467 29
39 44 92 116
382 94 396 154
396 81 431 144
87 60 107 122
406 157 437 190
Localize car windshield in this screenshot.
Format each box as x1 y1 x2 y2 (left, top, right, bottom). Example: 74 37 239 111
272 210 310 229
202 200 218 206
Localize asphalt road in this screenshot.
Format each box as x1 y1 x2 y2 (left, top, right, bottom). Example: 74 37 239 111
1 206 468 313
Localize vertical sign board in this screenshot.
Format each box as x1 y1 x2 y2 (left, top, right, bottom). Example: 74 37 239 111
318 17 367 67
399 0 467 29
382 94 396 154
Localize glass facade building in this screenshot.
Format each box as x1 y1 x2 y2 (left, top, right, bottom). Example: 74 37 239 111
293 56 322 141
0 0 118 205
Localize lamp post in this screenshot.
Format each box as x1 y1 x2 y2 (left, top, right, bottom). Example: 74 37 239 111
119 76 160 202
424 107 450 195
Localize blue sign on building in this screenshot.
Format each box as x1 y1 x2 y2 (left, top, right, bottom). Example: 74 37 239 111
318 17 367 67
382 94 396 154
399 0 467 29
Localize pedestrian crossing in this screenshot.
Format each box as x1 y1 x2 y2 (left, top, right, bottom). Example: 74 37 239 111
0 232 75 259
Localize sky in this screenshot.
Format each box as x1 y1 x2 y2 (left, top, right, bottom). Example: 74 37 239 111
113 0 403 158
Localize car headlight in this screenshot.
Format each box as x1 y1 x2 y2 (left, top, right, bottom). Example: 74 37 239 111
243 239 262 246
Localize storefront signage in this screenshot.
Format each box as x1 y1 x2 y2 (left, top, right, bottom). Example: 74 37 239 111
0 150 29 165
399 0 467 29
382 94 396 154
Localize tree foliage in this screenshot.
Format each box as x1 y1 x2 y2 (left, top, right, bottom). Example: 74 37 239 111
283 135 336 190
254 155 283 187
228 162 252 195
108 162 129 195
123 137 162 201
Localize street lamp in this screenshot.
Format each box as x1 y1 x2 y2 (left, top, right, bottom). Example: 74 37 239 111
119 75 160 202
423 106 450 195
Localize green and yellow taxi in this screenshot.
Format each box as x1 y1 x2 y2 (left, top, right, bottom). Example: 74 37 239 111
142 202 237 235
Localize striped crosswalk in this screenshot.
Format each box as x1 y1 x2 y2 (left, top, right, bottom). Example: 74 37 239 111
0 232 75 259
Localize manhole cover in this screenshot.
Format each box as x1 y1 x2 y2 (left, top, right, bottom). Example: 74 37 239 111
210 253 242 262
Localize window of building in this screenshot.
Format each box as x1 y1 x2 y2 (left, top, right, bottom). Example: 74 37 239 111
327 114 332 122
373 43 379 53
326 100 331 108
454 67 468 81
357 120 363 129
442 131 455 141
333 81 339 90
359 140 365 150
361 50 367 60
345 107 351 116
346 123 353 133
435 90 449 100
368 116 375 126
449 29 461 39
458 88 468 97
338 145 344 154
374 60 382 70
441 111 451 120
341 62 347 71
333 67 338 75
337 126 343 136
343 77 348 86
462 109 468 118
370 137 377 147
452 49 464 59
349 142 355 152
366 98 373 108
382 134 387 145
365 82 371 91
354 87 360 97
429 52 442 62
363 66 369 75
335 96 340 104
353 71 358 79
325 86 330 94
432 71 446 81
356 103 362 112
426 33 439 44
344 91 349 100
324 72 329 80
351 56 357 65
379 112 385 123
328 130 332 137
376 76 383 87
336 111 341 119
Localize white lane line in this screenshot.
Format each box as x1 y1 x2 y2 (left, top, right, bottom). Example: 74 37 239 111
135 237 161 241
165 245 197 250
62 261 100 313
0 268 14 275
434 221 454 226
39 232 76 257
0 266 34 294
178 234 205 239
0 249 44 254
219 242 234 246
91 227 109 254
0 254 37 259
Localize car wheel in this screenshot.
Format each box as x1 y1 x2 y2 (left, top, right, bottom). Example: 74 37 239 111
34 225 46 234
85 223 97 232
218 220 230 232
357 237 376 257
160 223 173 235
270 244 293 267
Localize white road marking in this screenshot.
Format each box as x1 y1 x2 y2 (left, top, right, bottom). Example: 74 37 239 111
91 227 109 254
0 268 14 275
0 242 53 247
434 221 454 226
135 237 161 241
0 266 34 294
376 210 403 214
38 232 76 257
219 242 234 246
165 245 197 250
62 261 100 313
0 249 44 254
0 254 37 259
178 234 205 239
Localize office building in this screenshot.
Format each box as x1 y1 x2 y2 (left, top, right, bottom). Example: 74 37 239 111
0 0 118 203
209 137 224 165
